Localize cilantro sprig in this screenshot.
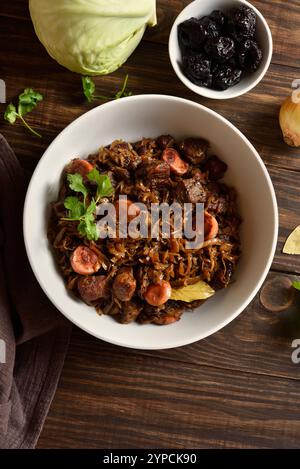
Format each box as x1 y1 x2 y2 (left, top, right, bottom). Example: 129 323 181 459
4 88 43 137
62 169 114 241
88 168 114 201
82 75 132 103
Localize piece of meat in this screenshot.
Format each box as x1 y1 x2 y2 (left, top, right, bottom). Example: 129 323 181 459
111 166 131 182
109 141 141 170
156 135 175 150
203 155 228 180
179 138 209 164
133 138 158 156
77 275 110 303
176 176 207 203
136 161 170 190
112 268 137 302
118 300 143 324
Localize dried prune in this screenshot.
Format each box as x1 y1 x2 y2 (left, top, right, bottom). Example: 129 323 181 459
183 54 212 87
178 5 262 92
199 16 220 40
178 18 206 51
238 39 263 72
212 64 242 90
209 10 226 28
204 37 235 63
228 5 256 41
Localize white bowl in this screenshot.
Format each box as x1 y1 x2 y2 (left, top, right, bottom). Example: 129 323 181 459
23 95 278 349
169 0 273 99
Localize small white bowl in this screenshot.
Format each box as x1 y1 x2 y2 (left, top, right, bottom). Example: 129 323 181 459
169 0 273 99
23 95 278 350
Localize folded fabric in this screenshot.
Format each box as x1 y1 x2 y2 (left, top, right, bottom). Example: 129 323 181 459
0 134 71 448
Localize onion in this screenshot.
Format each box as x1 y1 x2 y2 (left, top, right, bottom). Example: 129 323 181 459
279 96 300 147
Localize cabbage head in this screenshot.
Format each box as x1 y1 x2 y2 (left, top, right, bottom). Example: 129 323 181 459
29 0 157 75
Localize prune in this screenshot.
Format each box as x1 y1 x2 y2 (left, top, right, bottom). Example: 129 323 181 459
209 10 226 27
204 37 235 63
178 18 206 51
183 54 212 87
178 5 262 91
238 39 263 72
228 5 256 41
212 64 242 90
178 16 220 52
199 16 220 40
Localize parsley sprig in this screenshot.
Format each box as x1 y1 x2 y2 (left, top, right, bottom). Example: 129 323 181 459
62 169 114 241
4 88 43 137
82 75 132 103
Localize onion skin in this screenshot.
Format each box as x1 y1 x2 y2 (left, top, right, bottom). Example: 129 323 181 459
279 96 300 147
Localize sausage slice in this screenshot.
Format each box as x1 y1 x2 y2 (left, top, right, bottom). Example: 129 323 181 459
70 246 101 275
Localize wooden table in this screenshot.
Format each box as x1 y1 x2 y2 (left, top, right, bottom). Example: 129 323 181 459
1 0 300 449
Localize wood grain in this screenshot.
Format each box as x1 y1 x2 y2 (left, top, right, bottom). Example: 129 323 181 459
37 305 300 449
1 0 300 450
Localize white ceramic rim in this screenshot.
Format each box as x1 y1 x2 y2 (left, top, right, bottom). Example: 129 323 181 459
168 0 273 100
23 95 278 349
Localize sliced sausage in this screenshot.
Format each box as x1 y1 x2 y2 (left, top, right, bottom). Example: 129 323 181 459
144 281 172 306
112 269 136 302
70 245 101 275
162 148 189 175
78 275 109 303
115 198 140 221
204 211 219 240
66 158 94 178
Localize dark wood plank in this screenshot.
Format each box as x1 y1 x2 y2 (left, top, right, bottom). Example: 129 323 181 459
0 17 299 173
146 0 300 71
37 322 300 448
1 0 300 450
1 0 300 71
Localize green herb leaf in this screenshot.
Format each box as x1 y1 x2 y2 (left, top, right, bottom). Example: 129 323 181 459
82 74 132 103
4 88 43 137
77 199 98 241
18 88 43 116
88 168 114 200
82 76 95 103
292 281 300 291
114 75 132 99
4 103 17 124
67 173 88 206
64 196 85 219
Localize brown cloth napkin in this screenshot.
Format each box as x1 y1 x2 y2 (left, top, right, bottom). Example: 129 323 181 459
0 134 72 448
